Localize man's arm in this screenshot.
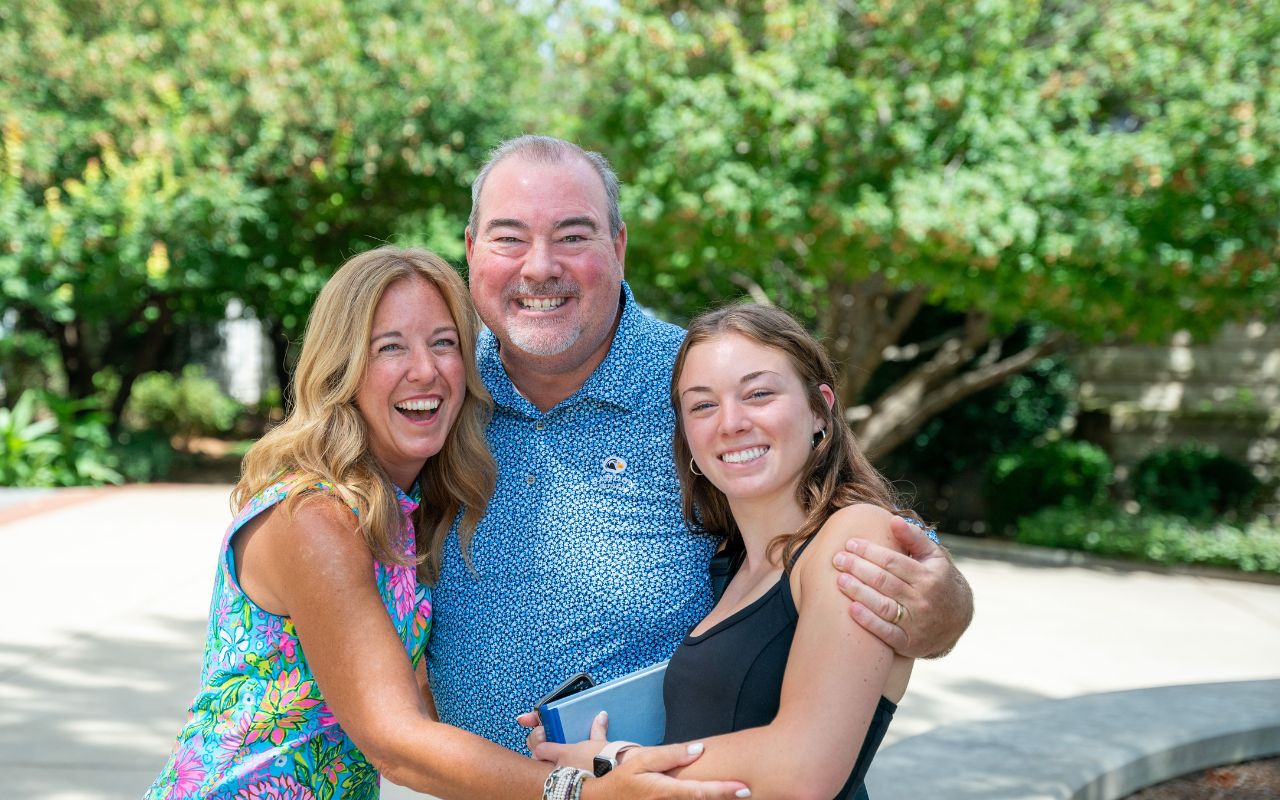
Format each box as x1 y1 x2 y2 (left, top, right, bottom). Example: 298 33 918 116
832 516 974 659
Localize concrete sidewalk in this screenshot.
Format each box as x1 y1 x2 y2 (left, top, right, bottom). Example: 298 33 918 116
2 485 1277 799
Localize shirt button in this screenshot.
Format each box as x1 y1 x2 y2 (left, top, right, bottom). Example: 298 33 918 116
525 474 536 485
534 421 545 431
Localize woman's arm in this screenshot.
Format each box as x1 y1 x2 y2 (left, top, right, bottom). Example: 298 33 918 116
622 505 908 800
244 496 748 800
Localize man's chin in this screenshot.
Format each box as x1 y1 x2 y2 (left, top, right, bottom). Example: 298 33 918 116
504 325 581 359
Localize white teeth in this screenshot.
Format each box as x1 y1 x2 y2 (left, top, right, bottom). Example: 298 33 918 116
720 446 768 464
395 399 440 412
519 297 567 311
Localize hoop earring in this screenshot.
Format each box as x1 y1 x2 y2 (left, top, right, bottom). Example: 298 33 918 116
812 428 827 449
689 457 704 477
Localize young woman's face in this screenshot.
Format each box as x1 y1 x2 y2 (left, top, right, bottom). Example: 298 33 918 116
676 333 830 509
355 277 467 489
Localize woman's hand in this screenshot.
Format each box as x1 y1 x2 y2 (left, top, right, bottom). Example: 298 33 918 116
584 742 750 800
531 710 611 770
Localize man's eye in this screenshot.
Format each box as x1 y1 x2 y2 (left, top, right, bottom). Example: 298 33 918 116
561 235 585 243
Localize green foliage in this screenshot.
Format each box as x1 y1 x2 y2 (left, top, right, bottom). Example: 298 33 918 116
125 366 242 439
561 0 1280 455
888 334 1076 479
1014 506 1280 574
984 440 1113 534
0 390 122 486
1129 442 1262 519
1 0 550 416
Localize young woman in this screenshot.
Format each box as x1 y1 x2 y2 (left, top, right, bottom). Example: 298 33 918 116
144 247 747 800
538 303 920 799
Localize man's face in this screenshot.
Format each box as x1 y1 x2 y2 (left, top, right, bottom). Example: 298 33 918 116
465 154 626 374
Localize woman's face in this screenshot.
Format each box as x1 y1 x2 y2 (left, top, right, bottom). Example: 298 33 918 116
676 333 830 510
355 276 467 490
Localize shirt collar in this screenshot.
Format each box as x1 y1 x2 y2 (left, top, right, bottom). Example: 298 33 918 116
477 281 656 416
395 481 421 514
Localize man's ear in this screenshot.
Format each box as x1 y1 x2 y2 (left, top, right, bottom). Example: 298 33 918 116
464 226 475 264
613 222 628 270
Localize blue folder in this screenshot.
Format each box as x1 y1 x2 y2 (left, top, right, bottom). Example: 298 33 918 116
538 660 668 745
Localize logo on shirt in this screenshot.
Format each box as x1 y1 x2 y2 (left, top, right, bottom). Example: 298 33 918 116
602 456 627 474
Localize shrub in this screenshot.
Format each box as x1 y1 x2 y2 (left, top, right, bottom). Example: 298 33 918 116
1129 443 1262 520
1014 506 1280 574
984 439 1113 535
0 391 123 487
126 366 242 439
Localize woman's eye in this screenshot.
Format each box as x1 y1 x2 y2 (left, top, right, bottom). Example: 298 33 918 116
689 401 714 413
432 338 458 349
748 389 773 400
378 342 403 353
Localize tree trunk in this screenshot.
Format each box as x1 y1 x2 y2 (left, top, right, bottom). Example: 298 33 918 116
108 298 175 432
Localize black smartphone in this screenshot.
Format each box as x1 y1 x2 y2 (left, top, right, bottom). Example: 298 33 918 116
533 671 596 720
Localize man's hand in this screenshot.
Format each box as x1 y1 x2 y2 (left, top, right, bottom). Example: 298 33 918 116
832 516 974 658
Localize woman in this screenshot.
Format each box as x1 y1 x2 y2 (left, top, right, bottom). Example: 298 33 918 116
539 303 918 799
145 247 747 800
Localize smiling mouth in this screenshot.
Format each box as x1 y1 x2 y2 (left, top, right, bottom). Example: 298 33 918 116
395 398 441 422
720 446 769 464
517 297 568 311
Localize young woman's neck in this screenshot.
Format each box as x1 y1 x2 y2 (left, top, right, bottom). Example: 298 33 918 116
729 493 808 571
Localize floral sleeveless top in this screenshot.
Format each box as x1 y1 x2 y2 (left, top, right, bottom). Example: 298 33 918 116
145 478 432 800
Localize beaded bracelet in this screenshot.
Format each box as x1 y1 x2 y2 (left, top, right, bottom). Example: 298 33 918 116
542 766 591 800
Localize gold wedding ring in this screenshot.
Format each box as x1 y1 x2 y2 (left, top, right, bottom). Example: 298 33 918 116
893 601 905 625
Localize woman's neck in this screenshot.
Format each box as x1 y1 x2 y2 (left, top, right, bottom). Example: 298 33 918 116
729 493 808 572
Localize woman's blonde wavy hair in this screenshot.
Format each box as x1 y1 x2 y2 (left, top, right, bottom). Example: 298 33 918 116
671 303 917 571
232 246 496 584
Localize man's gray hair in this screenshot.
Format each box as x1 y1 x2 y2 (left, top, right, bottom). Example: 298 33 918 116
468 135 623 238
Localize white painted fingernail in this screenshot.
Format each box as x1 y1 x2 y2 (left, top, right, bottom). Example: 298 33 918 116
736 790 752 798
595 710 608 721
686 742 704 755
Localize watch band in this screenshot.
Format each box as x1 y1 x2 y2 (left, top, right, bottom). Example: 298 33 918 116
592 740 640 777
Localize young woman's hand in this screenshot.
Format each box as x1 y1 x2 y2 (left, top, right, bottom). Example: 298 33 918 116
584 742 750 800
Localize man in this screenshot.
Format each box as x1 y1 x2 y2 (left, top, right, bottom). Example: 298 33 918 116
425 135 973 752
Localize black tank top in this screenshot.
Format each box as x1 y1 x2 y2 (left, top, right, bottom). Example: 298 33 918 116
662 538 895 800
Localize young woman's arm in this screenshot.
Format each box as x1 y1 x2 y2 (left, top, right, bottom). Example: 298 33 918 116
544 504 910 800
239 495 748 800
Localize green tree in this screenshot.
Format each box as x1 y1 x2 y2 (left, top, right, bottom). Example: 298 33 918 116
1 0 550 420
560 0 1280 458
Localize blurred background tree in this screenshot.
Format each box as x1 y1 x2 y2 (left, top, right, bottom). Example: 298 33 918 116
558 0 1279 459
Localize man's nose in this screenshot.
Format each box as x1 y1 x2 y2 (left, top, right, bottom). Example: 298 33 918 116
520 238 562 283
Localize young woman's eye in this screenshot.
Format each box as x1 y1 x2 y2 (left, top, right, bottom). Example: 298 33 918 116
689 401 714 413
748 389 773 400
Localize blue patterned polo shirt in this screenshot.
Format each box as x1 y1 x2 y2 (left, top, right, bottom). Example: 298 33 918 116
425 282 718 751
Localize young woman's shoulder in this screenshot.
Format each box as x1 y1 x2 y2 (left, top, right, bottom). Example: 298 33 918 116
813 502 898 553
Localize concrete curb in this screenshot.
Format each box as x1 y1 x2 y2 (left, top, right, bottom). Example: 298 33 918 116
943 535 1280 586
865 680 1280 800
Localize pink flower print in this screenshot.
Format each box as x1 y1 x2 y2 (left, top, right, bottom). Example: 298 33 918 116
245 667 321 746
316 703 338 728
256 616 283 642
387 565 416 620
319 757 348 784
160 743 207 798
232 775 317 800
214 594 235 629
276 620 299 661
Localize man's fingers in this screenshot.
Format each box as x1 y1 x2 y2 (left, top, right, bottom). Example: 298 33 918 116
849 601 908 652
889 516 942 559
835 550 913 598
837 573 903 624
